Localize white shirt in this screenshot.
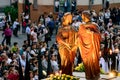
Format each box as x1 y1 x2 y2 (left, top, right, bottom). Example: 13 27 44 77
100 57 109 73
20 58 26 68
7 58 12 64
51 60 59 72
30 49 37 55
104 12 110 19
34 75 38 80
13 21 19 29
23 51 31 60
75 21 81 27
99 16 104 22
41 47 46 53
45 17 51 26
107 22 113 29
26 26 31 34
25 15 29 19
42 59 48 71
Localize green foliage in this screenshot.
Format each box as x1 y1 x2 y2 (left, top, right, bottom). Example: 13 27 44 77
75 63 85 72
3 6 18 22
75 63 105 74
100 68 105 74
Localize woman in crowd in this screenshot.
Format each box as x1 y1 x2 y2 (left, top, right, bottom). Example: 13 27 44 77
4 23 12 46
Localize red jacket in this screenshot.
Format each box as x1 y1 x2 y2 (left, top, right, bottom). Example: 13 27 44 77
7 73 19 80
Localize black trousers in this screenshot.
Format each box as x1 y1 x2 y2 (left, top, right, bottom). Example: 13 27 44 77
27 34 30 46
13 28 18 37
5 36 11 46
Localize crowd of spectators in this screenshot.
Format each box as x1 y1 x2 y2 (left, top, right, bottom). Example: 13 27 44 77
0 7 120 79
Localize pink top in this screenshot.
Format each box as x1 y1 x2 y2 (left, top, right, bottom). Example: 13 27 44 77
4 28 12 36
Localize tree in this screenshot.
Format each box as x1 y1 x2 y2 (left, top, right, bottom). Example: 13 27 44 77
4 6 18 22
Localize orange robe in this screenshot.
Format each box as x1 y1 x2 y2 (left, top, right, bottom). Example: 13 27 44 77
78 23 101 79
56 26 77 75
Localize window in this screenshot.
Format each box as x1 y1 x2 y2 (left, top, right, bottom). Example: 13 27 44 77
71 0 77 12
54 0 60 12
54 0 77 13
33 0 38 9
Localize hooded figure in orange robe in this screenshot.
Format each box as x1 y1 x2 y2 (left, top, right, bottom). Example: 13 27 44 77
78 11 101 80
56 12 78 75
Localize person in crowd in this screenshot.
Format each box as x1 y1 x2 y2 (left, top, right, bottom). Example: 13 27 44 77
33 69 38 80
23 46 31 60
24 13 29 23
107 19 113 29
104 9 111 26
20 53 26 68
22 19 27 33
11 42 19 54
40 42 47 53
38 22 48 42
98 10 104 26
99 22 105 31
2 22 8 45
4 23 12 46
29 71 34 80
99 48 109 73
30 27 38 44
0 44 4 55
2 70 8 80
45 15 51 26
2 44 9 53
30 44 38 57
38 14 45 24
19 45 26 56
55 16 60 35
13 18 19 37
0 62 3 77
33 59 38 71
42 54 48 72
7 67 19 80
1 53 12 65
56 12 78 75
47 18 55 37
1 60 9 71
118 50 120 72
72 19 81 31
6 12 12 25
26 24 31 46
91 10 98 23
77 10 101 80
51 54 59 73
45 27 51 47
23 40 29 47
